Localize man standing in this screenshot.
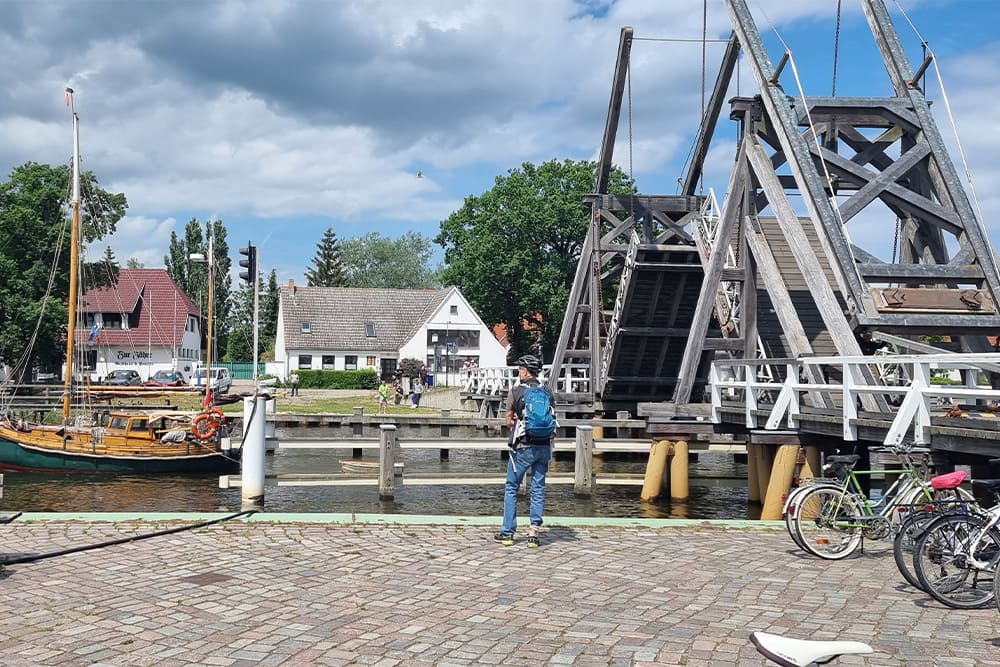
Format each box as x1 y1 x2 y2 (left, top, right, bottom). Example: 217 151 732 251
289 371 300 397
494 354 555 548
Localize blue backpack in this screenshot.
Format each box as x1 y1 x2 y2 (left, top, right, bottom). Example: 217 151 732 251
522 385 556 440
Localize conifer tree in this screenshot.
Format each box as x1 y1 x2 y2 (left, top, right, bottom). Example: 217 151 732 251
305 228 345 287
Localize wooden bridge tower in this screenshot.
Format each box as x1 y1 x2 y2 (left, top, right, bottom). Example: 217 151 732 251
551 1 1000 420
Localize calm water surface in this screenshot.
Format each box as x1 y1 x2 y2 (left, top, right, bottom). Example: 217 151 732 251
0 448 757 520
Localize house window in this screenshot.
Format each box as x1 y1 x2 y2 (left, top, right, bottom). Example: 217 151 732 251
345 355 358 370
365 322 376 337
297 354 312 370
301 322 311 334
366 356 376 366
103 313 123 330
450 305 458 316
321 355 336 370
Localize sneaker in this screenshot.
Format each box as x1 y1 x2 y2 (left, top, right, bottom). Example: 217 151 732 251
526 534 539 548
493 532 514 546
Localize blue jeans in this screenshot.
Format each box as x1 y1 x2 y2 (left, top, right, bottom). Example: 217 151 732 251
501 445 551 534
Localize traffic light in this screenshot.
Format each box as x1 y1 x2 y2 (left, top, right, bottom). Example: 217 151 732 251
238 243 257 284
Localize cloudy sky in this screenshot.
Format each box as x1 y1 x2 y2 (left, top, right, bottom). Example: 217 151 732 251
1 0 997 284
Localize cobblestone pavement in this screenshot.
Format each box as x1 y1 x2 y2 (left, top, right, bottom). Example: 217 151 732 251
1 516 998 666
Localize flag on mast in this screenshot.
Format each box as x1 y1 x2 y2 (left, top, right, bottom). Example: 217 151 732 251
88 321 100 342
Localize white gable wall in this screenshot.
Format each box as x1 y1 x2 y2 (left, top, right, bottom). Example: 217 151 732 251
398 287 507 384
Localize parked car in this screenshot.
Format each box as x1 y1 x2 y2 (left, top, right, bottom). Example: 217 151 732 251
189 367 232 394
105 369 142 386
142 370 185 387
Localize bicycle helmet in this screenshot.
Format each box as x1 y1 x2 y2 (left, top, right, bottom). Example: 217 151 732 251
516 354 542 374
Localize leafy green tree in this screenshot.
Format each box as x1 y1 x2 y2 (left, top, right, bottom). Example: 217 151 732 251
340 231 440 288
305 228 345 287
225 268 279 362
164 218 232 360
126 257 143 268
0 162 126 377
261 269 279 356
436 159 633 360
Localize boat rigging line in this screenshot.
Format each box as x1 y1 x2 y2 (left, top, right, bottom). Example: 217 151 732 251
0 509 257 566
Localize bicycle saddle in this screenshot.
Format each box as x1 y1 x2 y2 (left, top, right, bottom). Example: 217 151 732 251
930 470 967 490
824 454 859 466
750 631 873 666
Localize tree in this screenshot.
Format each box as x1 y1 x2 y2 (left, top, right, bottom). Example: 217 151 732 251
0 162 126 377
164 218 232 360
340 231 440 288
261 269 279 355
436 159 633 361
225 268 279 362
305 228 345 287
126 257 144 268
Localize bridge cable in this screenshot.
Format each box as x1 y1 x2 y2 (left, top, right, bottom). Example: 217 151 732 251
832 0 842 96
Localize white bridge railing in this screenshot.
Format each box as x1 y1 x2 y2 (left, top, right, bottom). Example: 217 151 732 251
710 353 1000 446
460 363 592 397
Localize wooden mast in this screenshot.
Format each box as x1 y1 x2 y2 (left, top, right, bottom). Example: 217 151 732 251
62 87 81 421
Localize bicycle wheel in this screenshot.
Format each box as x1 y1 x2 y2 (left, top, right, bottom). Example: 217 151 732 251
913 512 999 609
892 509 937 590
792 486 863 560
784 484 834 552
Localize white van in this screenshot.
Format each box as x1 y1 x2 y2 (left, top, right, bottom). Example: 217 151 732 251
189 367 232 394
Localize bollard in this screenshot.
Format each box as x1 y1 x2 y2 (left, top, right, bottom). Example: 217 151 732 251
761 444 798 520
241 395 268 508
574 426 596 496
669 440 689 500
378 424 397 500
641 440 671 501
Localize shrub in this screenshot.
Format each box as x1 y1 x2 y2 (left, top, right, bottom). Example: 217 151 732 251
398 357 425 379
299 369 379 389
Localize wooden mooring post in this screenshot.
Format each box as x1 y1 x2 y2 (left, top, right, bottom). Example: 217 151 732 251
378 424 397 500
574 426 595 496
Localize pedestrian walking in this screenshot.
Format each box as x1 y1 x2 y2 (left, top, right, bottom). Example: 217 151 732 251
289 371 300 397
494 354 556 548
410 380 424 408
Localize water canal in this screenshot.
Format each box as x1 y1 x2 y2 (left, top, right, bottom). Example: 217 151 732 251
0 448 757 519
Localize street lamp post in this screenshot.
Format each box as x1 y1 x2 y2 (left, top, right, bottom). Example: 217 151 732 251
189 235 214 405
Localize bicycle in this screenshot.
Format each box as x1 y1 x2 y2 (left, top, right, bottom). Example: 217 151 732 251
790 444 960 560
912 473 1000 609
890 470 977 590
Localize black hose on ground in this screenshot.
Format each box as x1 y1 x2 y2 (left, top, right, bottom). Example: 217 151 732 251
1 509 256 565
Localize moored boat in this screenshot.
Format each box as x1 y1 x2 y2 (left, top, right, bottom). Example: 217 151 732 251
339 459 404 475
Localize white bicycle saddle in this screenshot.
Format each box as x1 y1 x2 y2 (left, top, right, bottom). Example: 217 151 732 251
751 631 874 666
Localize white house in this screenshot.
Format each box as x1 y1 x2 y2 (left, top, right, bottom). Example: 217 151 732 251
274 282 507 384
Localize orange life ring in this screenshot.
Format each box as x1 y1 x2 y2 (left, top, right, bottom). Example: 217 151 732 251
192 408 225 440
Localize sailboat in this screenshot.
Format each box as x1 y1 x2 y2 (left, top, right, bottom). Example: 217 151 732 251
0 89 238 473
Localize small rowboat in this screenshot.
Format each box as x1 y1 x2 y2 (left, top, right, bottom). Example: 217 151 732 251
339 459 404 475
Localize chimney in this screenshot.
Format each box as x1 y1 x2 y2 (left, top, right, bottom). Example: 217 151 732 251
287 279 296 294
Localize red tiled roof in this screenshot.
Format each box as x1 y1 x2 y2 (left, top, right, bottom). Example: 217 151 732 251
76 268 201 346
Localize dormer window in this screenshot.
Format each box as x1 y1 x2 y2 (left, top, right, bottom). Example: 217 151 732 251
365 321 376 337
301 321 311 334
